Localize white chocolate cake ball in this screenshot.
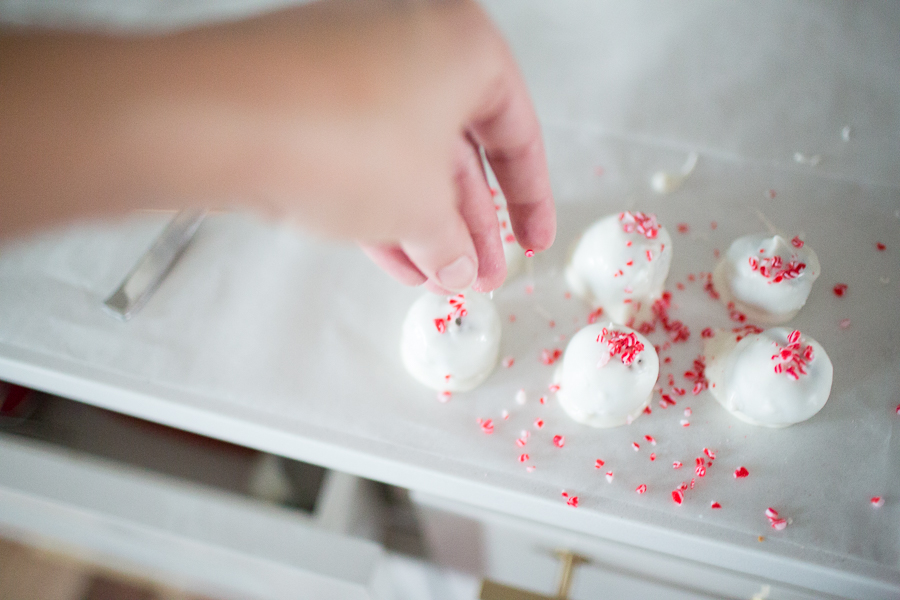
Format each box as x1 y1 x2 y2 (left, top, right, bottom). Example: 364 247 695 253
400 292 501 392
566 211 673 325
555 323 659 428
705 327 833 428
713 234 820 324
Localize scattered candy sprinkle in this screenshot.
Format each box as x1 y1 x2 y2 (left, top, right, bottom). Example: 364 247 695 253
502 356 515 368
734 466 750 478
771 330 813 380
833 283 848 297
711 501 722 509
672 490 684 505
683 407 692 416
553 435 565 448
501 410 509 420
526 465 536 472
839 318 851 329
871 496 885 508
477 418 494 434
540 348 563 365
645 435 657 445
876 242 886 251
525 249 535 257
632 442 641 451
680 420 691 427
595 459 605 469
597 328 645 365
605 471 614 483
619 211 661 239
438 391 452 403
534 418 544 429
518 454 529 462
703 448 716 460
636 484 647 494
673 461 683 469
650 453 656 461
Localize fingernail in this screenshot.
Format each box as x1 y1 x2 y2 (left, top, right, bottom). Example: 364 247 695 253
436 255 476 291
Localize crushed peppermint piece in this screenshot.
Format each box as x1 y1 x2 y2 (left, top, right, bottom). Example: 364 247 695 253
771 330 814 379
650 453 656 461
540 348 563 365
515 438 526 447
684 356 709 394
833 283 848 297
711 501 722 509
770 519 788 531
438 391 452 403
677 223 690 234
672 490 685 505
748 252 806 284
684 407 692 416
734 466 750 478
680 420 690 427
673 461 683 469
525 249 535 257
501 410 510 420
526 465 536 472
636 484 647 494
567 496 578 507
871 496 885 508
632 442 641 451
477 418 494 434
597 327 645 365
791 236 805 248
876 242 886 251
549 384 561 393
534 418 544 429
552 435 565 448
595 459 605 468
619 211 661 239
701 327 715 339
518 453 529 462
605 471 614 483
703 448 716 460
644 435 657 445
502 356 515 368
765 508 780 519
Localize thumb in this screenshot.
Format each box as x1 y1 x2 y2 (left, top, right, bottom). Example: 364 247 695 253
400 208 478 293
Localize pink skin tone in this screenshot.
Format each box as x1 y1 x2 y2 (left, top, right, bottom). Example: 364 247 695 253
0 0 555 292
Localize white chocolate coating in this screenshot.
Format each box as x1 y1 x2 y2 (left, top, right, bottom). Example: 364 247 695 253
566 212 673 325
496 201 525 280
713 234 820 324
705 327 833 428
400 292 501 392
555 323 659 428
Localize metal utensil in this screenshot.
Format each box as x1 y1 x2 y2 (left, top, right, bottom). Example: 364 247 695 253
103 209 206 320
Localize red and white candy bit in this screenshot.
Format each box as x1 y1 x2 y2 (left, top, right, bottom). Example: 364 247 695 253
748 251 806 284
635 484 647 495
501 410 510 420
561 491 579 507
644 435 657 445
767 189 777 199
876 242 886 251
549 383 561 393
539 396 547 405
684 407 692 416
673 461 683 469
540 348 563 365
515 389 527 405
896 405 900 416
791 236 805 248
632 442 641 451
771 330 813 380
701 327 715 339
597 328 645 365
552 435 565 448
648 292 691 343
680 419 691 427
525 249 535 257
587 307 605 324
765 507 788 530
515 437 527 447
710 501 722 509
871 496 885 508
690 478 696 489
695 458 706 477
476 418 494 434
703 448 716 460
733 324 764 342
595 459 605 469
534 418 544 429
650 453 656 461
502 356 515 368
765 507 779 519
434 318 446 333
605 471 614 483
839 318 851 329
833 283 848 297
619 211 661 239
672 490 685 505
734 466 750 478
526 465 536 472
438 391 452 403
677 223 690 234
518 454 529 463
684 356 709 394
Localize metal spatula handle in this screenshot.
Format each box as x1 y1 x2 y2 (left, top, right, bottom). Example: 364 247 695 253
104 209 206 320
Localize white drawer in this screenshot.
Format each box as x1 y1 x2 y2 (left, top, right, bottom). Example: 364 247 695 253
412 491 842 600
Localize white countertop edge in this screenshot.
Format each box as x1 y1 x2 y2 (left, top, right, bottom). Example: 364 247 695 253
1 342 897 599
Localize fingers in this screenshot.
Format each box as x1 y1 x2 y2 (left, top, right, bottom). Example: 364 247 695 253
360 243 428 286
399 201 479 293
468 40 556 253
455 137 506 292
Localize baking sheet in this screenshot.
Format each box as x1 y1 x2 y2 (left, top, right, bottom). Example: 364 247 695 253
1 126 898 595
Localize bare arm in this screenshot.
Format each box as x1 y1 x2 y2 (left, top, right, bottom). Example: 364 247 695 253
0 0 555 292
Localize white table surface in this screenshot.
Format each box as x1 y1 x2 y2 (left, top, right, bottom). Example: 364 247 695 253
1 1 899 598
